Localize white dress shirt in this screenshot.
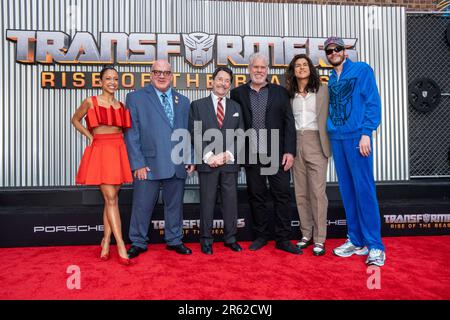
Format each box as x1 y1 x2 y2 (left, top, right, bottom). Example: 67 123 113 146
203 93 235 164
211 92 227 115
292 92 319 131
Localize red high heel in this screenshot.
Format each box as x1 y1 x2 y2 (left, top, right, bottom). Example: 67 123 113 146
100 252 110 261
118 256 134 266
100 238 110 261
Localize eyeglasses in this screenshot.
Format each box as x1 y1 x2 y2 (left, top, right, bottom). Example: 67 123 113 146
215 77 231 85
325 46 345 55
152 70 172 77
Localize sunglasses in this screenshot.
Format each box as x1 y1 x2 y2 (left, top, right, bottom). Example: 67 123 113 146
325 46 345 55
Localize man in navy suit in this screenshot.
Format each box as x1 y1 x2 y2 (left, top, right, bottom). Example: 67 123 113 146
125 59 195 258
189 67 245 255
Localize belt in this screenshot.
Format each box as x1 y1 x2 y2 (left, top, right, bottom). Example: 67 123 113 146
297 129 319 135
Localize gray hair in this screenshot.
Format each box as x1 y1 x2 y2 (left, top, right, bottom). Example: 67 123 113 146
248 52 269 67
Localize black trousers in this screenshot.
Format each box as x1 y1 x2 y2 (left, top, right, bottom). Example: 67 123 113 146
198 170 239 245
245 165 292 243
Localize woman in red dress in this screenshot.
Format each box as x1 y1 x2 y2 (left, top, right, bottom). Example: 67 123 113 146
71 66 133 266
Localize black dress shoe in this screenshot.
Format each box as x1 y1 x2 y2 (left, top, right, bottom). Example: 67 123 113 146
276 241 303 254
224 242 242 252
127 245 147 259
249 238 268 251
166 244 192 255
201 244 213 255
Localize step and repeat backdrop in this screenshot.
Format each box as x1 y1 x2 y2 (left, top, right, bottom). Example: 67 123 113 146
1 199 449 246
4 1 446 246
0 0 409 188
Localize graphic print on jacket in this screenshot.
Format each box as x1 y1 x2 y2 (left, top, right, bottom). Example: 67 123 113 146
328 78 357 127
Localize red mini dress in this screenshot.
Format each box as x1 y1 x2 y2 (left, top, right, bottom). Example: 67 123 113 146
76 96 133 185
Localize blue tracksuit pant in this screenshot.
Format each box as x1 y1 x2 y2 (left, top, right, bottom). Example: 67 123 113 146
331 138 385 251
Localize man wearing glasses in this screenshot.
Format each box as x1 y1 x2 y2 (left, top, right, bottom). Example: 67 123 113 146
323 37 386 266
125 59 195 259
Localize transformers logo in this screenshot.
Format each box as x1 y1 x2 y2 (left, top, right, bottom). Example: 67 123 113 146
182 32 215 67
7 30 358 67
329 78 357 126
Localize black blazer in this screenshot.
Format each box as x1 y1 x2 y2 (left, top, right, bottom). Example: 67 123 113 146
230 82 296 165
189 95 245 173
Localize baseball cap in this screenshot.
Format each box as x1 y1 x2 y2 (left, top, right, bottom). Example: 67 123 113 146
324 36 345 50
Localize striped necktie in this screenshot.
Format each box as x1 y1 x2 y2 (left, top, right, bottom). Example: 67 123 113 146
217 97 224 128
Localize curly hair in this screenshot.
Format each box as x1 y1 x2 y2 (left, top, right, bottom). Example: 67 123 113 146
285 54 320 98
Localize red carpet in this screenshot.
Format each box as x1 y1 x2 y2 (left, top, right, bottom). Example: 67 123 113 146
0 236 449 300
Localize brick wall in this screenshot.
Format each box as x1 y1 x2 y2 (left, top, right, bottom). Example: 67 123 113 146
230 0 439 11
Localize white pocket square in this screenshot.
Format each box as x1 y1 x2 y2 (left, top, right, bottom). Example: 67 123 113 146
233 112 239 117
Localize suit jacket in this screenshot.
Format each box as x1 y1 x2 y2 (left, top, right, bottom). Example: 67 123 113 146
189 95 245 173
124 84 190 180
291 83 331 158
230 82 296 165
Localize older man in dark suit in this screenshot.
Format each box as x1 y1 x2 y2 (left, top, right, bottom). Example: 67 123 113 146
230 53 300 254
189 67 245 255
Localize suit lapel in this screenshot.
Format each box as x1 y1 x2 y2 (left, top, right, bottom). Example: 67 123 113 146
172 90 182 129
240 85 252 117
316 85 325 117
206 96 220 129
221 98 234 129
266 83 274 117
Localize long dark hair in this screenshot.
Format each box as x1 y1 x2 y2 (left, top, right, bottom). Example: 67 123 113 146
285 54 320 98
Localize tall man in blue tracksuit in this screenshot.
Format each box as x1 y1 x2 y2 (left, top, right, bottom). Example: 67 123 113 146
323 36 386 267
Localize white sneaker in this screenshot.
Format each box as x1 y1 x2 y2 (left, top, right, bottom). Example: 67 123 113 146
365 249 386 267
312 243 326 256
333 239 369 257
296 237 312 249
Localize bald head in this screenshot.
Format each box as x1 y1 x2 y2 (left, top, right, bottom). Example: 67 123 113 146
151 59 172 72
151 59 173 92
